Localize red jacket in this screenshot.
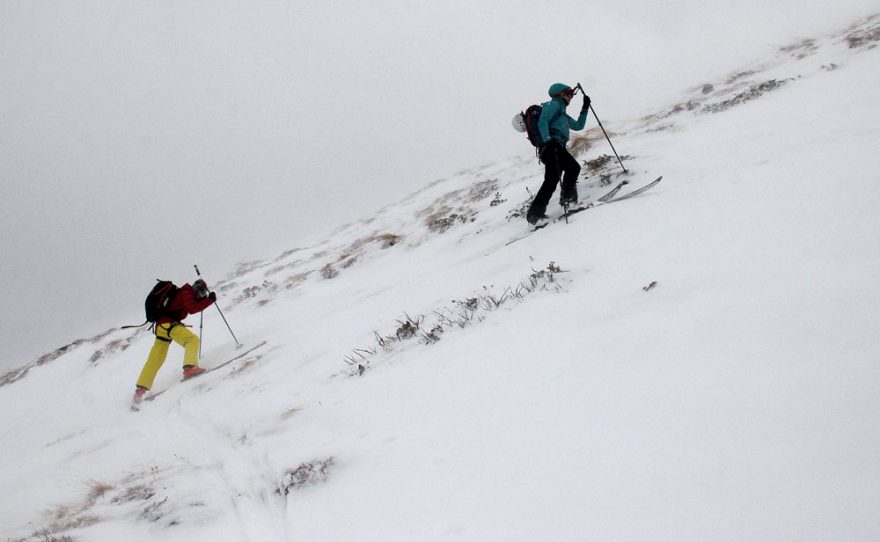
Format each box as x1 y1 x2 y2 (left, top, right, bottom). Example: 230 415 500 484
156 283 215 324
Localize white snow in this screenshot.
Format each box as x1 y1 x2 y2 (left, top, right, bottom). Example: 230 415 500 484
2 14 879 542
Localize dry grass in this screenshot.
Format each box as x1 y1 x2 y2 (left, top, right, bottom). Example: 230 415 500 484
278 458 335 496
845 13 880 49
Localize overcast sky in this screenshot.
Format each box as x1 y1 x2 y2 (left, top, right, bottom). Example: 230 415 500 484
1 0 876 370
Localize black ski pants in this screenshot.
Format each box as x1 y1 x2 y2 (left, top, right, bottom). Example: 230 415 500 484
528 141 580 217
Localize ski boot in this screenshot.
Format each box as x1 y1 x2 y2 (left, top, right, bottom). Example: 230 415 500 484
183 365 207 380
526 213 550 229
131 386 147 411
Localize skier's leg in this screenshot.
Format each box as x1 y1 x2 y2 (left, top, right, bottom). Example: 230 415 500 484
529 146 561 218
559 147 581 202
169 324 200 368
136 336 171 390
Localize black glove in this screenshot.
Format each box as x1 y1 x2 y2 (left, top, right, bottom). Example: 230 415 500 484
208 291 217 302
193 279 210 299
582 94 591 112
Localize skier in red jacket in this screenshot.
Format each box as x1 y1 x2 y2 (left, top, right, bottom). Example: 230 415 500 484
133 279 215 404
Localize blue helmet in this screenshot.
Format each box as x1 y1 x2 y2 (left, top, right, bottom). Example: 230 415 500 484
548 83 573 97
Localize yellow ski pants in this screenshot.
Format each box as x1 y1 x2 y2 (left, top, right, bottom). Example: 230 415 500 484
136 323 201 390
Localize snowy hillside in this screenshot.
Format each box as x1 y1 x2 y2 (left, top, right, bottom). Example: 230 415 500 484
2 13 879 541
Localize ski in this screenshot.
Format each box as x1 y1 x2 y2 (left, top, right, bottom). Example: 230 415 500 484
559 180 630 219
565 176 662 216
504 222 548 246
596 180 629 202
504 176 662 247
133 340 268 408
507 181 629 245
604 175 662 203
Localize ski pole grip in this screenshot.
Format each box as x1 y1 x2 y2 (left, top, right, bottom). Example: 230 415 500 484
194 264 201 277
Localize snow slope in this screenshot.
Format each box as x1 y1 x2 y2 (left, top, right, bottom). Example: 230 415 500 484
2 13 879 542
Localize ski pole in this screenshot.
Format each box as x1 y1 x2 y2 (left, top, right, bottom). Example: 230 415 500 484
194 264 241 346
195 265 205 357
576 83 628 173
198 312 204 359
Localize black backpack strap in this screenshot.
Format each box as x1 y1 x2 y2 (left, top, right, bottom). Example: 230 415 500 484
154 321 186 342
121 320 149 330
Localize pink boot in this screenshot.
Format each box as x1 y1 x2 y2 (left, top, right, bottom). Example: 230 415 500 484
132 386 147 404
183 366 207 380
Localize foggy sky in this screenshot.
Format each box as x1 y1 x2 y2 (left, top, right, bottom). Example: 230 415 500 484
1 0 876 370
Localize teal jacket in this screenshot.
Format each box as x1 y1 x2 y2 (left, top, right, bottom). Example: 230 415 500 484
538 97 588 145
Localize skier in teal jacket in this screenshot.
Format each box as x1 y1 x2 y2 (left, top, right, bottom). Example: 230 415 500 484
527 83 590 225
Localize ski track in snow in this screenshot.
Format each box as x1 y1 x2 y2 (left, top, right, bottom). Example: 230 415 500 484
2 13 880 541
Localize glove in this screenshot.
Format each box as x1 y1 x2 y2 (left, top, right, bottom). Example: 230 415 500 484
582 94 591 112
193 279 210 299
208 291 217 302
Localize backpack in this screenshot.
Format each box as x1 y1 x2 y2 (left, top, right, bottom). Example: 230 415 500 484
513 104 544 148
144 280 178 323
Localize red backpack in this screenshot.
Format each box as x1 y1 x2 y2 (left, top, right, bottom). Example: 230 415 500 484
514 104 544 148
